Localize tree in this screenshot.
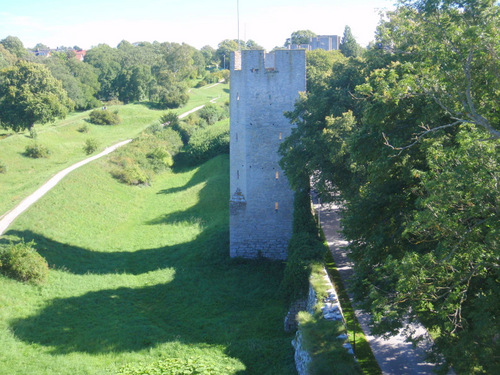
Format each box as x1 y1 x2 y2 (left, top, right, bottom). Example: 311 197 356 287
215 39 240 69
288 30 317 46
84 44 122 100
372 0 500 142
0 36 27 59
200 45 215 66
339 26 361 57
33 43 50 51
0 61 74 131
279 1 499 373
0 44 17 69
245 40 263 50
42 57 100 110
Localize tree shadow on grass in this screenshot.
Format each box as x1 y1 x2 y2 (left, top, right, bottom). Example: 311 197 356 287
3 154 294 373
6 227 293 373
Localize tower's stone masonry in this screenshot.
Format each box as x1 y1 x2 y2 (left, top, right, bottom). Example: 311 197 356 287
229 50 306 259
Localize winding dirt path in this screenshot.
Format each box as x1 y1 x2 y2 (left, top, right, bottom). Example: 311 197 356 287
0 140 132 236
0 98 221 236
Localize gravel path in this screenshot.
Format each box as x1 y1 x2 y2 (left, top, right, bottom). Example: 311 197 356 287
0 139 132 236
0 101 220 236
315 200 441 375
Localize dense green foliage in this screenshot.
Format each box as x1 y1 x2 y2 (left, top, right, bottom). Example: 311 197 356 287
287 30 317 46
0 35 239 133
88 109 121 125
182 119 229 166
280 190 326 303
279 1 499 373
109 123 182 185
339 26 362 57
83 138 99 155
24 143 51 158
0 61 74 131
0 239 48 284
116 356 242 375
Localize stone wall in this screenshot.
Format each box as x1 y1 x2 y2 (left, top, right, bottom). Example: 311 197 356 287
229 50 306 260
290 268 355 375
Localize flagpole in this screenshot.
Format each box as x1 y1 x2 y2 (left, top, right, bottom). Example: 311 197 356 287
237 0 241 50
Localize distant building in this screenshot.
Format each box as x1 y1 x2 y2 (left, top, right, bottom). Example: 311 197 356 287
32 49 51 57
74 50 86 61
286 35 341 51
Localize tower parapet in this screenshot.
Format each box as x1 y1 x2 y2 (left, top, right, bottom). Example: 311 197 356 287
229 50 306 260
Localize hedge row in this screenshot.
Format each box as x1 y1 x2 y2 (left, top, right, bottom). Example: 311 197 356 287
280 189 326 303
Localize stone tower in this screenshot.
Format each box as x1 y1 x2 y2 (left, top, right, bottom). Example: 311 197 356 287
229 49 306 260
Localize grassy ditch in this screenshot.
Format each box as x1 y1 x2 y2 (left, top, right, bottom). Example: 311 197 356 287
0 83 227 216
0 154 295 374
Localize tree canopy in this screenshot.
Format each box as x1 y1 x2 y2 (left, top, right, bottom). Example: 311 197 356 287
0 61 74 131
279 1 499 373
339 26 362 57
288 30 317 45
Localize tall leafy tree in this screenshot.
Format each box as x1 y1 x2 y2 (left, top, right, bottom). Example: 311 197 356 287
339 26 361 57
288 30 317 45
84 44 121 100
279 1 499 373
0 61 74 131
0 44 17 69
0 36 27 59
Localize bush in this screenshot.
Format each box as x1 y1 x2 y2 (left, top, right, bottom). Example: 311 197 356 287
160 111 180 128
0 160 6 174
0 240 48 284
78 124 90 133
88 109 121 125
110 157 151 186
181 119 229 165
146 147 173 172
198 103 227 125
24 143 50 158
29 128 38 140
116 356 242 375
280 191 325 303
83 138 99 155
109 125 183 185
280 232 326 302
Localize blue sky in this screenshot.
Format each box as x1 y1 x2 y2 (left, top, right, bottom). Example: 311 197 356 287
0 0 396 50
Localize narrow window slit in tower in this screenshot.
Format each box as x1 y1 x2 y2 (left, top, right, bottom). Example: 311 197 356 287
279 132 282 140
275 171 279 180
235 133 238 141
236 93 240 101
275 202 279 211
237 170 240 179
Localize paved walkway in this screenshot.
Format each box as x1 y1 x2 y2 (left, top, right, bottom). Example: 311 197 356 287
0 102 219 236
315 201 441 375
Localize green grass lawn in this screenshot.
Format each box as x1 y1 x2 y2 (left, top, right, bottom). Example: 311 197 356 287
0 83 228 216
0 154 295 374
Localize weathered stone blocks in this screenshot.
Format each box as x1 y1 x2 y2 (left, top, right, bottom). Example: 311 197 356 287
229 49 306 260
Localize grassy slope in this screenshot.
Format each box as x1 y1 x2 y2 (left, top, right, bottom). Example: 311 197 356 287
0 83 228 216
0 154 295 375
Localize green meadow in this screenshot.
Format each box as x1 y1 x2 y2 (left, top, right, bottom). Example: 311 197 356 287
0 85 297 374
0 154 295 374
0 83 228 216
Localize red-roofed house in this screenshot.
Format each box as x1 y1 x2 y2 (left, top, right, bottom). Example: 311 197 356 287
74 50 86 61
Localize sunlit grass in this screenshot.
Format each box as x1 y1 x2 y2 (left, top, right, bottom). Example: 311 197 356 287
0 155 295 375
0 83 228 216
